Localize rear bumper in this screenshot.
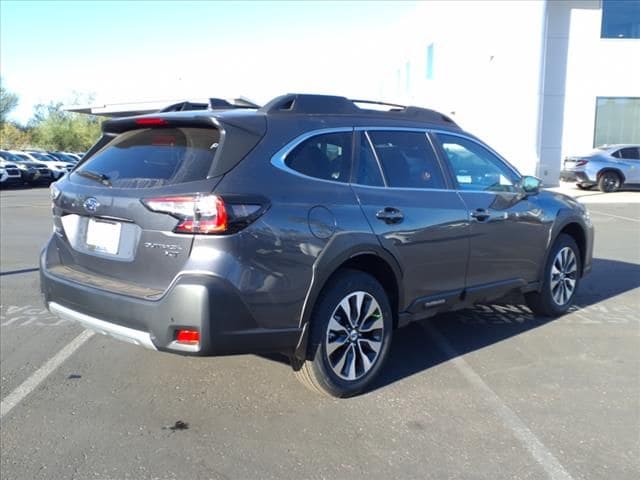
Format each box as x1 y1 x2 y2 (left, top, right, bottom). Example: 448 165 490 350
560 170 594 184
40 245 301 356
34 172 54 183
21 171 38 182
0 173 22 184
49 302 157 350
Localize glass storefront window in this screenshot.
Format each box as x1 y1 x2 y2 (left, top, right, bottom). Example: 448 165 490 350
594 97 640 146
601 0 640 39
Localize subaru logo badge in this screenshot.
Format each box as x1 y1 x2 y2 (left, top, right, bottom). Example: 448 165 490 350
83 197 99 213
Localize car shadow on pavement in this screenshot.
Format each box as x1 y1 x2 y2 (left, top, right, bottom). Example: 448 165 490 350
369 257 640 392
259 258 639 393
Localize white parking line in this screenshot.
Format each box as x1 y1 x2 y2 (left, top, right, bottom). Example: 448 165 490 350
587 209 640 223
0 329 94 420
422 322 574 480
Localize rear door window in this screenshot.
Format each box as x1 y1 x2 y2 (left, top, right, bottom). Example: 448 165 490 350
367 130 446 189
74 128 220 188
285 132 352 183
618 147 640 159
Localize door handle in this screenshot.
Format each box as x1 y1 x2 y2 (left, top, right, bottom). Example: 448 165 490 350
376 207 404 224
470 208 491 222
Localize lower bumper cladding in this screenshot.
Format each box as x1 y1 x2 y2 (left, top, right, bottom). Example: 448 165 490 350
49 301 157 350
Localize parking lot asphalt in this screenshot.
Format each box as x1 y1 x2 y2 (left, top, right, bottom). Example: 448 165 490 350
1 186 638 480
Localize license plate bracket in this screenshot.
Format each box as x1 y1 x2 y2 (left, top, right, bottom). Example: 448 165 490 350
86 218 121 255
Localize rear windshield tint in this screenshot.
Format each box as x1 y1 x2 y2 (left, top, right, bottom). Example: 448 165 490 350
74 128 219 188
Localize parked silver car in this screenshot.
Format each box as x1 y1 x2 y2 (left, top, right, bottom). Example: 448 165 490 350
560 144 640 192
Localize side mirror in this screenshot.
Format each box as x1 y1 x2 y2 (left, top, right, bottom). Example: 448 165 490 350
520 175 542 195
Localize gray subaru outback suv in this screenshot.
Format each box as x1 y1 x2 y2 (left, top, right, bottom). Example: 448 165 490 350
41 94 594 397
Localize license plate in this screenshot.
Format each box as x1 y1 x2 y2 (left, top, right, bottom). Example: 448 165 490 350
86 218 121 255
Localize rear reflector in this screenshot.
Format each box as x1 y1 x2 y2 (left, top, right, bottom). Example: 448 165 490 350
176 329 200 344
135 118 169 126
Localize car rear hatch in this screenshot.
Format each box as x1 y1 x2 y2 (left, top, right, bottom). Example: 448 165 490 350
563 156 589 170
49 112 266 297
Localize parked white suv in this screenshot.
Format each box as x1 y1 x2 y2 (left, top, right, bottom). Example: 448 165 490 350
0 158 23 186
10 151 72 180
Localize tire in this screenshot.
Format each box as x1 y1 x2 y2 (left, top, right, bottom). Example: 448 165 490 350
525 234 581 317
293 269 393 398
597 171 621 193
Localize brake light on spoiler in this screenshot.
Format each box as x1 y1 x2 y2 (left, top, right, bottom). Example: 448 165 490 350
142 193 266 235
135 118 169 126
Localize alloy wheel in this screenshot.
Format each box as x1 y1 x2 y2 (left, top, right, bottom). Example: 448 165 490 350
602 174 620 192
324 291 384 381
550 247 578 306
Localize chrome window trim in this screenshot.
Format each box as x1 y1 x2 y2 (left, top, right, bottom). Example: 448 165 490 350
270 126 523 194
351 183 458 193
354 126 428 133
270 127 355 186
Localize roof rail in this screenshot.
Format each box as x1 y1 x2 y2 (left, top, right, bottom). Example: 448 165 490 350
259 93 458 126
160 97 261 113
350 99 407 110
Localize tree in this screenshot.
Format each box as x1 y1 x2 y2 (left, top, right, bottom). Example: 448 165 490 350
0 78 19 128
0 123 32 150
30 95 102 151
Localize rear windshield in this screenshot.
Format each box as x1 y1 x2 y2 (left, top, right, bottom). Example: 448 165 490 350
74 127 219 188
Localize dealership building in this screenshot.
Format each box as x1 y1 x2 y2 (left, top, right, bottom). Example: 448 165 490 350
380 0 640 185
67 1 639 187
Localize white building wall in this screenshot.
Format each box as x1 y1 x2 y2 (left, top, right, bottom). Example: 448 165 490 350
562 2 640 157
380 0 640 185
380 1 547 176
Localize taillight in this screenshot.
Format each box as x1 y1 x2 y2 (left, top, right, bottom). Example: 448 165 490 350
142 194 227 234
141 193 266 235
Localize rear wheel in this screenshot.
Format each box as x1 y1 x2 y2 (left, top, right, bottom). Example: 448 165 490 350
598 171 621 193
525 234 581 317
294 270 393 397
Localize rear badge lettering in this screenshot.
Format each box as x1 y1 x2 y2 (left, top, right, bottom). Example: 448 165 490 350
143 242 183 258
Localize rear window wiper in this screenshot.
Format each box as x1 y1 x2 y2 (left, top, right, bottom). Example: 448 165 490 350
75 170 112 187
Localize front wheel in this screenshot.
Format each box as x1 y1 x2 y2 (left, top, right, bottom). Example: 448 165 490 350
294 270 393 397
525 234 581 317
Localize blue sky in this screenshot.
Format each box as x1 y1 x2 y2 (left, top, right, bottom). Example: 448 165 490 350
1 0 417 123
